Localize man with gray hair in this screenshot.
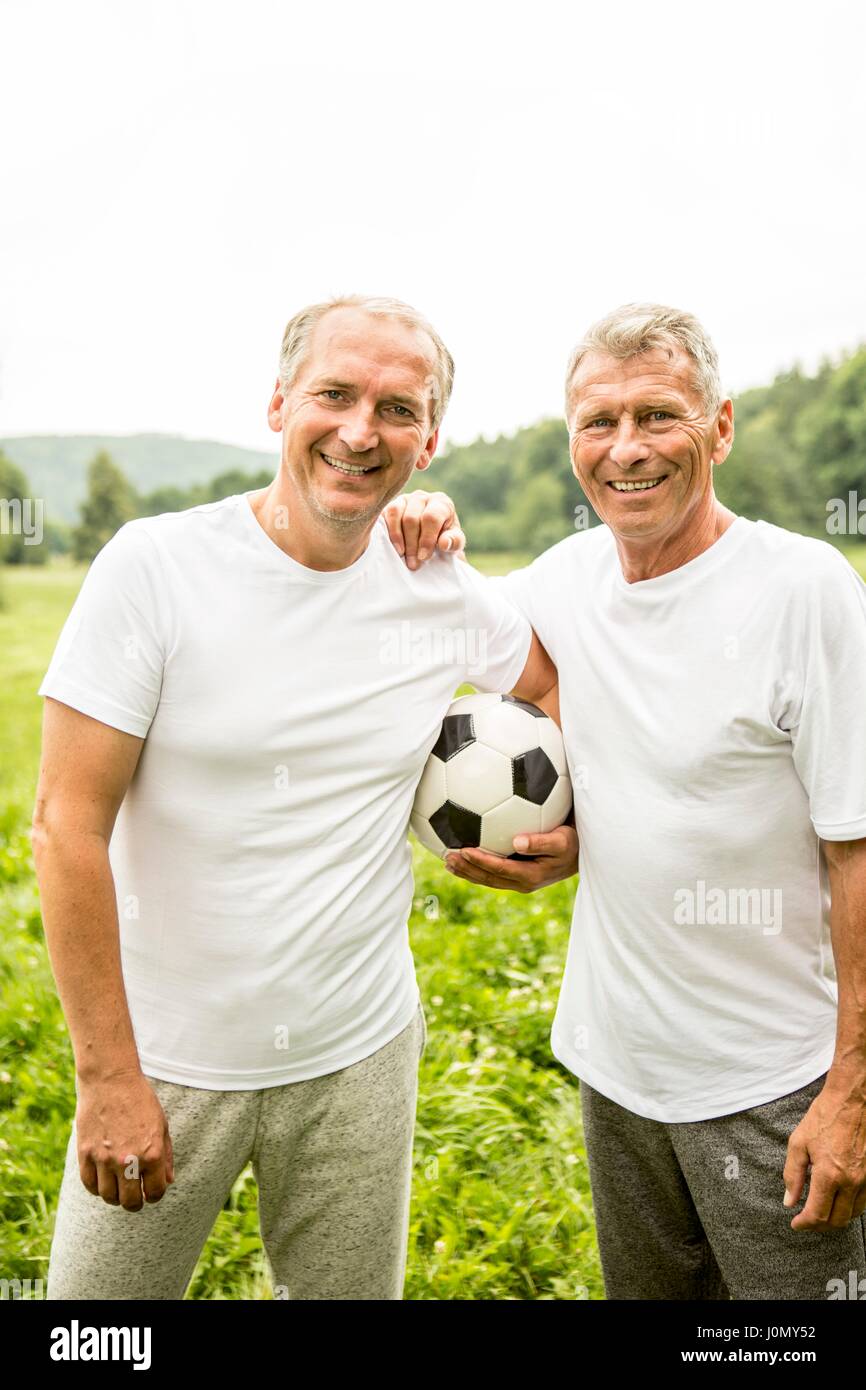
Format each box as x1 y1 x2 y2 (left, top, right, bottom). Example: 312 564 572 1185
386 302 866 1300
33 293 558 1299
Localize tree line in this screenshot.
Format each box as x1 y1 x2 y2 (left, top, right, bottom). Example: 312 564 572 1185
2 345 866 566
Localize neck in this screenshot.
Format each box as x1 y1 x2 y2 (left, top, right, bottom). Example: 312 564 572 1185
613 494 738 584
248 478 375 572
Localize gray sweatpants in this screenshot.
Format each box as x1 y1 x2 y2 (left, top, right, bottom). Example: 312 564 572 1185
580 1070 866 1300
47 1003 426 1301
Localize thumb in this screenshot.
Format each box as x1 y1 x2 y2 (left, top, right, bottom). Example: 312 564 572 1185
783 1136 810 1207
512 832 558 855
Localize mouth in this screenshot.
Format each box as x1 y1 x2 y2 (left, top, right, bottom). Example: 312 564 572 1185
606 475 668 495
320 450 381 478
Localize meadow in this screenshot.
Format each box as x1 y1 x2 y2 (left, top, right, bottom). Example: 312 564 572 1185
6 541 866 1299
0 557 598 1301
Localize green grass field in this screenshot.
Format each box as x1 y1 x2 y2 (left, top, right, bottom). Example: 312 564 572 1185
0 559 597 1301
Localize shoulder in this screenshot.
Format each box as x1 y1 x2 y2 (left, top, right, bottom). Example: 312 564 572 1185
746 519 860 587
741 521 866 623
509 522 613 589
99 494 245 565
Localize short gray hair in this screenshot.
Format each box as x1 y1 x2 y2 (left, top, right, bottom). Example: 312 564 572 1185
564 302 723 424
277 294 454 432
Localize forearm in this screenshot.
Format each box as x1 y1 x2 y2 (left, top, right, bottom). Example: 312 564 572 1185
32 827 142 1083
824 841 866 1086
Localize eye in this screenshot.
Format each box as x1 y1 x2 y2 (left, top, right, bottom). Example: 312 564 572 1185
389 404 413 418
587 417 613 429
321 389 345 402
649 410 672 421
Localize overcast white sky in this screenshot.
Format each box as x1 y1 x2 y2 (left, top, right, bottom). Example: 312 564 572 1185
2 0 865 454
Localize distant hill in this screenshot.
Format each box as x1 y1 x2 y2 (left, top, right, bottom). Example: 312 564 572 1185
0 434 278 524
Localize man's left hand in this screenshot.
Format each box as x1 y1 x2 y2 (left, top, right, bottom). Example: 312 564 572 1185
443 823 579 893
783 1079 866 1229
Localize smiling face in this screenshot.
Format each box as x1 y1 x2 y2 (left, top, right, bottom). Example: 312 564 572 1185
567 346 733 548
267 306 439 531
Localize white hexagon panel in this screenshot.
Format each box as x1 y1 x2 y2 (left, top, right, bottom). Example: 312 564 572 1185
540 776 573 832
481 797 543 856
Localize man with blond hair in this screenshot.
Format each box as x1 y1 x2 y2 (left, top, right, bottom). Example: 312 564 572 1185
386 303 866 1300
34 294 558 1300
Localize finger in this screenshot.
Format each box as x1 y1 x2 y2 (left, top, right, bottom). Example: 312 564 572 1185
381 496 408 555
142 1153 169 1204
438 526 466 556
79 1155 99 1198
96 1163 121 1206
418 495 458 563
117 1169 145 1212
448 848 538 891
825 1186 857 1229
400 495 431 568
782 1140 810 1208
790 1169 835 1230
444 851 511 888
459 846 539 879
511 827 577 857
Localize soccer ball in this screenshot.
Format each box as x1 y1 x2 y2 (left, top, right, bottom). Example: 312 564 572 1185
411 692 573 859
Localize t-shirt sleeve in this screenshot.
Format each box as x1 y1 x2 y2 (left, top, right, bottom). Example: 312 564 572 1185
453 558 533 694
783 547 866 841
485 563 539 629
37 521 171 738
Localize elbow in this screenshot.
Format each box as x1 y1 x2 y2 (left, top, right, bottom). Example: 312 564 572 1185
30 805 50 870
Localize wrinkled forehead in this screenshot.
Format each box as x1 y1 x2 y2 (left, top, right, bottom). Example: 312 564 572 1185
305 307 437 393
570 346 701 407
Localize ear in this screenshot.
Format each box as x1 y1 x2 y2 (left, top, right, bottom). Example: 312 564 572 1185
267 378 284 434
712 399 734 467
414 427 439 472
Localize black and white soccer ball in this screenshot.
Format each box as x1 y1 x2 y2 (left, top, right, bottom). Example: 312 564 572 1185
411 693 572 859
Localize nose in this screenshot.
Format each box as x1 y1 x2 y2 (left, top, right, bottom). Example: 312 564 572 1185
608 416 649 469
337 403 379 455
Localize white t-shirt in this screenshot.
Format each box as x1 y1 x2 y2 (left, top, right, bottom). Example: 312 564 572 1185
38 492 532 1089
493 516 866 1121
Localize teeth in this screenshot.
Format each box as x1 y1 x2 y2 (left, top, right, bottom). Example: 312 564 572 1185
322 452 375 476
610 477 665 491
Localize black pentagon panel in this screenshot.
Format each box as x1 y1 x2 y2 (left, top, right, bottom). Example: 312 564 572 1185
501 694 546 718
430 801 482 849
512 748 557 805
507 851 536 861
431 713 475 762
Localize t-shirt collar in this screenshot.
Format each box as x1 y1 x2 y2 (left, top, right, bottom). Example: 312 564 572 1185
609 515 753 596
234 490 383 585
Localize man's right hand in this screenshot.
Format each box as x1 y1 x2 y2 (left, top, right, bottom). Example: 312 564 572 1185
382 491 464 569
75 1070 175 1209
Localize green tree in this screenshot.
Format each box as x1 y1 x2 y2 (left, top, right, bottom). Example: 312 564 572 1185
71 452 139 563
506 471 570 553
794 350 866 528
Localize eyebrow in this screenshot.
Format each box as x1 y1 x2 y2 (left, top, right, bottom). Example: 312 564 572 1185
308 377 426 412
574 397 684 424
